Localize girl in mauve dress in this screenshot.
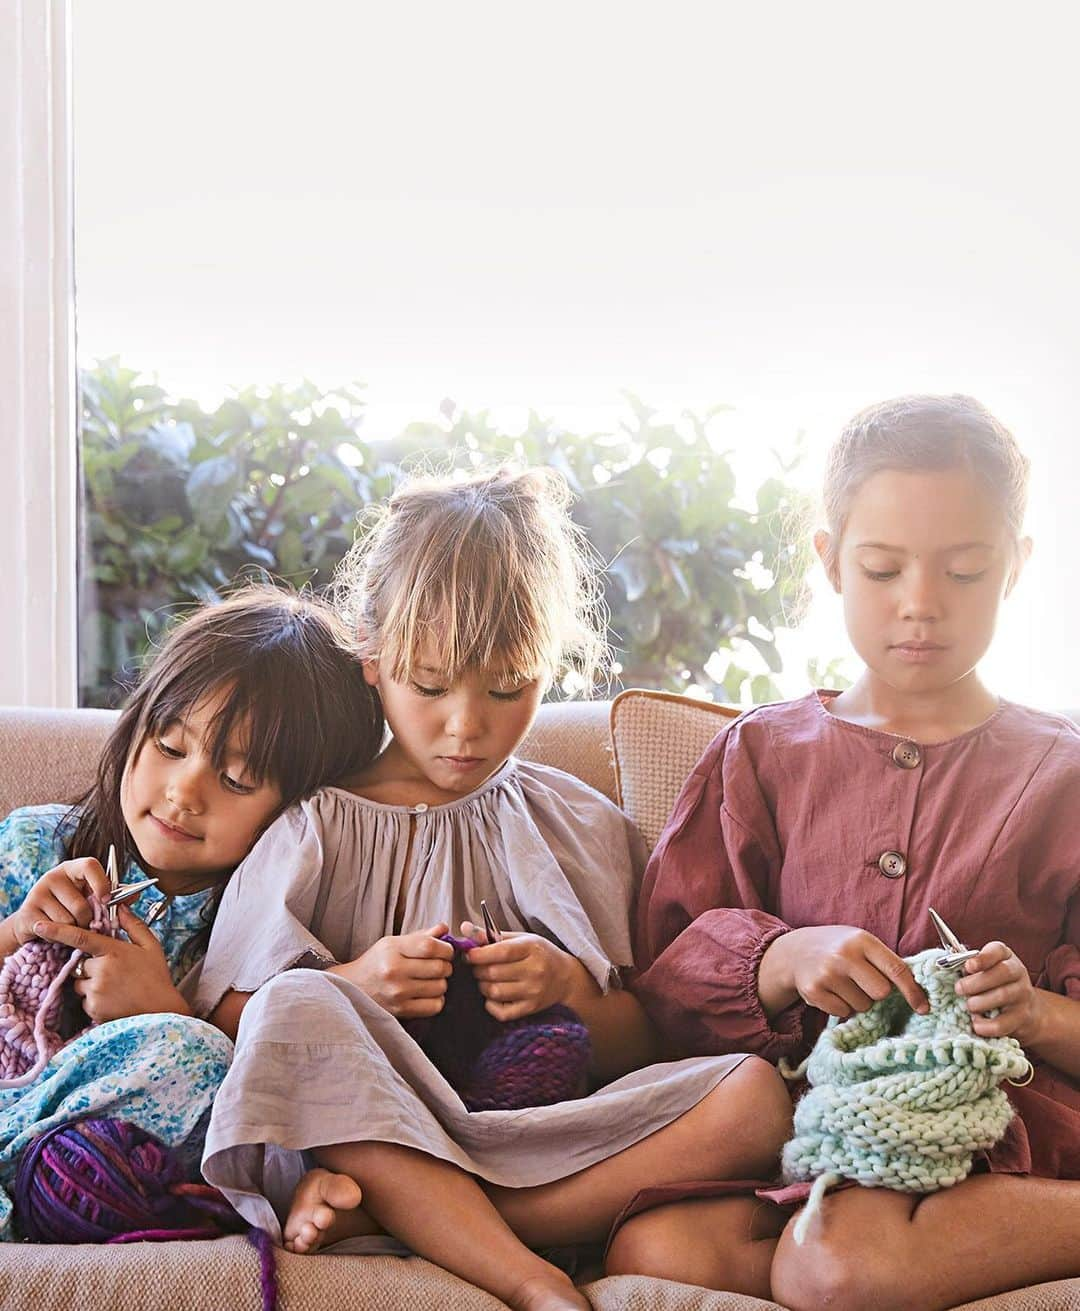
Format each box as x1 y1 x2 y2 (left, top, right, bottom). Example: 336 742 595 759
633 394 1080 1310
192 466 792 1311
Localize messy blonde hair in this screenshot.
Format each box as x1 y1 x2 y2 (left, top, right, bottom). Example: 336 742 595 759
335 465 608 693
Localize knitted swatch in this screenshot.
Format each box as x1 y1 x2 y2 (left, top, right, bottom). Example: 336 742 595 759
782 947 1032 1241
405 935 591 1110
0 896 114 1088
15 1118 276 1310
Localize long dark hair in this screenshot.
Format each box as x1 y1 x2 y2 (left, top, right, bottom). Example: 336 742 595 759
68 586 384 922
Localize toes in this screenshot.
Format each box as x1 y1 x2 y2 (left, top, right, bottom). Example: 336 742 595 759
323 1174 363 1211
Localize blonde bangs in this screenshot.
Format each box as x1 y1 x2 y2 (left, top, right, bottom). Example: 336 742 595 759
336 464 609 694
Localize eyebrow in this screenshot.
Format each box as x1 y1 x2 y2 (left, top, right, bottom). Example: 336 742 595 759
854 541 994 553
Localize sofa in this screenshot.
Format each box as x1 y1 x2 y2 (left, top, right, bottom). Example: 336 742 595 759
0 694 1077 1311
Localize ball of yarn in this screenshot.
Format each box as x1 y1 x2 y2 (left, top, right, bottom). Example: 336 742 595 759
406 934 591 1110
16 1119 278 1310
15 1118 236 1243
782 948 1032 1240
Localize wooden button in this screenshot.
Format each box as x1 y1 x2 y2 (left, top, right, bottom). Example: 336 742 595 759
878 850 907 879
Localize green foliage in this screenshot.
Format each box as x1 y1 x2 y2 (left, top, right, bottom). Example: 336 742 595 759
79 361 811 708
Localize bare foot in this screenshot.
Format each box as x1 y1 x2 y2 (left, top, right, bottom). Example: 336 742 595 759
506 1271 590 1311
283 1167 372 1254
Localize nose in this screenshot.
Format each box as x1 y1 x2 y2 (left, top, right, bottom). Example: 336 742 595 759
898 564 942 623
445 691 486 744
166 759 207 814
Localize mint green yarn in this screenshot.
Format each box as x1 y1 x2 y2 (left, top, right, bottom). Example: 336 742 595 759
782 948 1032 1237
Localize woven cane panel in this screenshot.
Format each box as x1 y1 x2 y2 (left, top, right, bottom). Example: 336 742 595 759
610 690 739 853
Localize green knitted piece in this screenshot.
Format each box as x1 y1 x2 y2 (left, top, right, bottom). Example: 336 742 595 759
782 948 1031 1209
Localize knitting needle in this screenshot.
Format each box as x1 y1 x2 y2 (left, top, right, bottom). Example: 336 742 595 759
106 845 120 929
480 900 503 944
928 906 981 970
104 878 160 909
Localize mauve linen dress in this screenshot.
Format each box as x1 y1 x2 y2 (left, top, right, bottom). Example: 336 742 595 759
632 690 1080 1206
185 759 750 1244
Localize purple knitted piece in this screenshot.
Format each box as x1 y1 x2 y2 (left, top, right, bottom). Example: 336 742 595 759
0 896 114 1088
15 1119 277 1310
405 934 591 1111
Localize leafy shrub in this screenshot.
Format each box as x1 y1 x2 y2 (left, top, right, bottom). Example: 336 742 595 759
79 360 810 707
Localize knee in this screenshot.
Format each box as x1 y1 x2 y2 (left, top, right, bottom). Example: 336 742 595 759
771 1217 918 1311
708 1056 793 1173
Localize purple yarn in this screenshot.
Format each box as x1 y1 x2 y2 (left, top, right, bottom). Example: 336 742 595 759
405 934 591 1110
15 1119 277 1310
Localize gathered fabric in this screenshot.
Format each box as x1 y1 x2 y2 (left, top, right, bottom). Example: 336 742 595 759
783 947 1032 1239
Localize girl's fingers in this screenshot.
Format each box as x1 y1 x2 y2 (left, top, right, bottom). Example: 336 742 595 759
51 883 95 928
402 957 453 979
32 920 113 956
957 958 1024 996
401 932 454 960
964 941 1011 973
396 997 445 1019
27 893 77 928
466 940 532 965
962 984 1021 1014
484 999 534 1022
459 920 489 945
398 979 448 1000
865 941 929 1013
847 961 900 1005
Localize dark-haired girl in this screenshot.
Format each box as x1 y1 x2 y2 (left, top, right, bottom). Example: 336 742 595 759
0 586 383 1240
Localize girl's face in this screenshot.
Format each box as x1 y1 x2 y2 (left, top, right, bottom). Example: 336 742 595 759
816 466 1030 698
365 650 545 798
120 687 283 895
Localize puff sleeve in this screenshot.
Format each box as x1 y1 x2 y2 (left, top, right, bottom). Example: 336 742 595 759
631 725 807 1063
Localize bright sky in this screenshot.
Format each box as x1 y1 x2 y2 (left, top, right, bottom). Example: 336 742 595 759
74 0 1080 707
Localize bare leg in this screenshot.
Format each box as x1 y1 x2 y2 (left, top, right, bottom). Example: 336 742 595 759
485 1057 791 1277
606 1196 785 1299
315 1141 589 1311
772 1174 1080 1311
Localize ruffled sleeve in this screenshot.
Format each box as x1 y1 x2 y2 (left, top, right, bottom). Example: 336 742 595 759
180 799 334 1017
631 722 807 1062
494 763 647 993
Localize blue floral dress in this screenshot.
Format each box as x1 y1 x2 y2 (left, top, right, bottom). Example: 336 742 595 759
0 805 233 1240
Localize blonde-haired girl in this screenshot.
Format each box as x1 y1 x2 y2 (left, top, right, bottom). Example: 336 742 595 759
190 466 791 1310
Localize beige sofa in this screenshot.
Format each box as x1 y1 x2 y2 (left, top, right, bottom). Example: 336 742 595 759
0 697 1077 1311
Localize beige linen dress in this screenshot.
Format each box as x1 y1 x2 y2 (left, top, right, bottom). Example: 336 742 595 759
186 759 750 1243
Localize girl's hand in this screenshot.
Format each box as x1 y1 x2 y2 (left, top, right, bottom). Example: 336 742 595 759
461 920 576 1021
5 859 112 949
335 923 454 1019
760 925 929 1019
956 940 1041 1042
33 905 191 1023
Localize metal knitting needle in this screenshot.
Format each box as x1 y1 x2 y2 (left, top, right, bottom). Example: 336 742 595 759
928 906 981 970
480 899 503 944
104 878 160 909
106 845 120 929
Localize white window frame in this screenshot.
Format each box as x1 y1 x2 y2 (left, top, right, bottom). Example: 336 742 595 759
0 0 77 707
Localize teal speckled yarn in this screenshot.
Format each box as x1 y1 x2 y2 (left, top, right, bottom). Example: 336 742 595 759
782 948 1032 1241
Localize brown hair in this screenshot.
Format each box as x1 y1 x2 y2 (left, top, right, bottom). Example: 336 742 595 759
822 395 1030 569
335 464 608 692
67 584 384 884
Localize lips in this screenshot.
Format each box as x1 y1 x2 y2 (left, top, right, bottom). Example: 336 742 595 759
150 814 200 841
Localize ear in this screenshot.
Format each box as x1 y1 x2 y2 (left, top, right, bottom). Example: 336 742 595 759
1004 536 1033 598
361 658 381 688
814 529 841 593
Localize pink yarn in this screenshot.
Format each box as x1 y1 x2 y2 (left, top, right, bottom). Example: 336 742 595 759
0 896 115 1088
